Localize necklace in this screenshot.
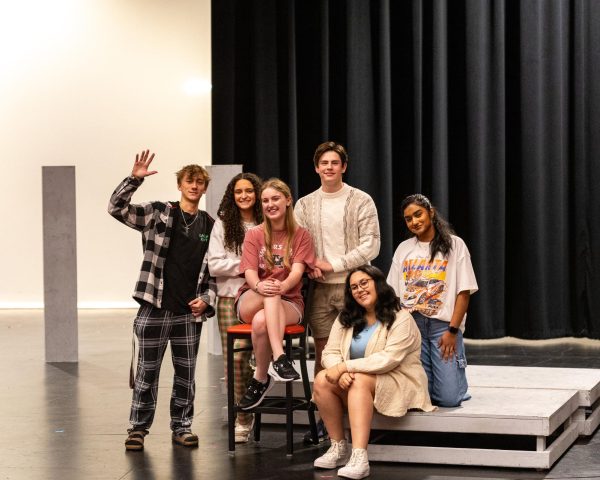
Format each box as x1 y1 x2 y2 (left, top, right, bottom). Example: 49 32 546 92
180 208 199 234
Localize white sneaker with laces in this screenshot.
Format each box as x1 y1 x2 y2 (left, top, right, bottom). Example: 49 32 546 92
313 439 350 469
337 448 370 479
234 416 255 443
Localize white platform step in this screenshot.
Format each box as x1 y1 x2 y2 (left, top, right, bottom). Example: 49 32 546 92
370 386 579 435
468 365 600 435
468 365 600 405
367 386 581 468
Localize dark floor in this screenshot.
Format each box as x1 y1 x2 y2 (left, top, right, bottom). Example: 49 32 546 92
1 310 599 480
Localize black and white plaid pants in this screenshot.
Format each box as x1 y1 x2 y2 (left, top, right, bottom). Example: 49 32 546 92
129 303 202 434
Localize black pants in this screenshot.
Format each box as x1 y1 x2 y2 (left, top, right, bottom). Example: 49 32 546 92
129 304 202 434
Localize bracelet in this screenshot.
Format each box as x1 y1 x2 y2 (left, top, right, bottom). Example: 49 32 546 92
254 280 262 293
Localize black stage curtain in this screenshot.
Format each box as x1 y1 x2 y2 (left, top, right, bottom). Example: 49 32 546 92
212 0 600 339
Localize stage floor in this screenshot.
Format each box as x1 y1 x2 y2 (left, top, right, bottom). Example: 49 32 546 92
1 309 599 480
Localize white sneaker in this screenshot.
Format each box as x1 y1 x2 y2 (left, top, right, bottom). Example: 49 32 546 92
234 416 255 443
313 439 350 469
337 448 370 479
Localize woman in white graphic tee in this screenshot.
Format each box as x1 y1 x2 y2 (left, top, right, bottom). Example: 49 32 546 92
387 194 478 407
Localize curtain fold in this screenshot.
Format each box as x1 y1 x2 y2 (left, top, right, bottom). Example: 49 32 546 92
464 0 507 337
212 0 600 339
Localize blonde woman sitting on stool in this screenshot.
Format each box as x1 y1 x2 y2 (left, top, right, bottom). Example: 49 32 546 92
313 265 434 479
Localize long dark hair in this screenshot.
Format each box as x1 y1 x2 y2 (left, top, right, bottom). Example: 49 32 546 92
217 173 263 255
339 265 401 338
400 194 455 262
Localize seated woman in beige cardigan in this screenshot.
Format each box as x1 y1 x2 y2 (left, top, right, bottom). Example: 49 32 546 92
313 265 434 479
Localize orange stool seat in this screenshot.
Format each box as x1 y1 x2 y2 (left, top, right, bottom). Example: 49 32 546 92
227 323 306 335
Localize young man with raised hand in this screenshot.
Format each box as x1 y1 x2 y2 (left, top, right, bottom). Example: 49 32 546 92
108 149 216 451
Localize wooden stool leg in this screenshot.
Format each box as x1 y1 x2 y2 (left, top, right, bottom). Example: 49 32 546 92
227 332 236 454
284 334 293 455
254 412 262 442
299 334 318 444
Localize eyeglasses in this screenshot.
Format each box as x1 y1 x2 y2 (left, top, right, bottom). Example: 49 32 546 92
349 278 373 292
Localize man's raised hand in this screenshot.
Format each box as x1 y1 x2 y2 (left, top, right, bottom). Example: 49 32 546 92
132 150 158 179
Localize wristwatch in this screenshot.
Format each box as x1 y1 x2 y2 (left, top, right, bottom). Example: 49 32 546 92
447 325 459 335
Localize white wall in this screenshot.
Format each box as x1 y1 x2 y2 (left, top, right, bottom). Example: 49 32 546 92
0 0 212 307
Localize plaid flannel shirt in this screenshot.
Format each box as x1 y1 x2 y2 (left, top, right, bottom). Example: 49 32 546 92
108 175 216 322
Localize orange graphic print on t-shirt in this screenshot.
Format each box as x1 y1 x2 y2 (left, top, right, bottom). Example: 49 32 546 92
402 258 448 316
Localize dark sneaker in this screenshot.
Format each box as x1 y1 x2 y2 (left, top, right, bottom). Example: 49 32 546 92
268 354 300 382
239 377 273 410
303 418 329 444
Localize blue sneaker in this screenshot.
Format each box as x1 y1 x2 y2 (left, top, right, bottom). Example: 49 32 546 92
303 419 328 444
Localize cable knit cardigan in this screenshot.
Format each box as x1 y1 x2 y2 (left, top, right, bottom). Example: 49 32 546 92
322 310 435 417
295 185 380 273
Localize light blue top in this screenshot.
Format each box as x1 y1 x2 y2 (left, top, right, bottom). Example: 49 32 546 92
349 320 381 360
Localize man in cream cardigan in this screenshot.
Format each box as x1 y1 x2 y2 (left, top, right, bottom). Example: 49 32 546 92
295 141 381 443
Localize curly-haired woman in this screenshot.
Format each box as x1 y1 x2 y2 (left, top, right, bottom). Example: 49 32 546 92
207 172 262 443
313 265 434 479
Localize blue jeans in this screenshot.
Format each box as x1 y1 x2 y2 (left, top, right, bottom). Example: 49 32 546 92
413 312 469 407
